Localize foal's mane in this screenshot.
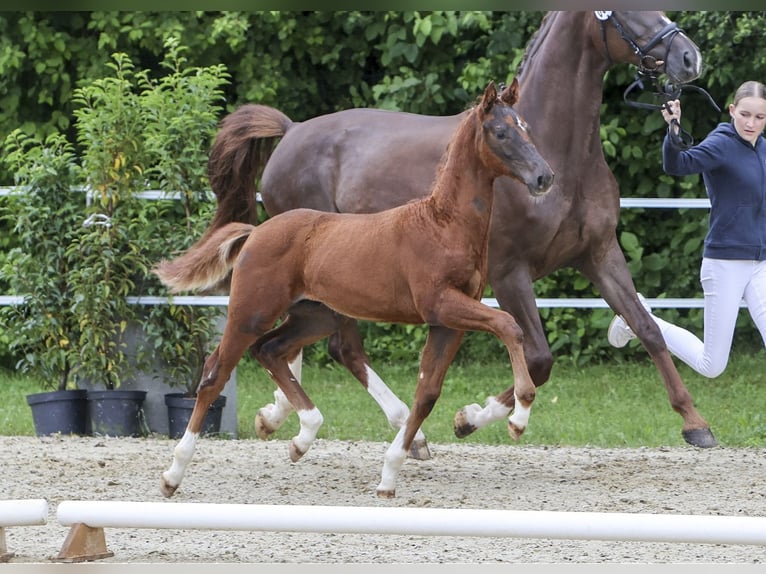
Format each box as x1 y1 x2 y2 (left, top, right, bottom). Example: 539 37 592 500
516 12 555 82
418 95 489 225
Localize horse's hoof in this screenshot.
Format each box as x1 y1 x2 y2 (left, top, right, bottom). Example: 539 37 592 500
453 408 477 439
289 441 306 462
507 420 525 441
254 409 276 440
408 439 432 460
160 476 177 498
376 488 396 499
682 427 718 448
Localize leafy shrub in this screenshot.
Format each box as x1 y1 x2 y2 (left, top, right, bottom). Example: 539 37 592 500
1 39 229 392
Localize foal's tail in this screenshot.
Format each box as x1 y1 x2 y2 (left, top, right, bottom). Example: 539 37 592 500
153 223 255 294
207 104 294 230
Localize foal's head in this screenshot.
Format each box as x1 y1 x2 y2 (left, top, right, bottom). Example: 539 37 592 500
477 79 554 196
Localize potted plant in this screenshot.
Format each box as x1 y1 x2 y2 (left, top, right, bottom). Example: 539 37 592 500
2 40 231 438
136 39 231 438
63 51 153 437
70 40 231 437
0 130 89 436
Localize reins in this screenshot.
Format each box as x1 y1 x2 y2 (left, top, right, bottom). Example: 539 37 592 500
596 11 721 149
623 73 721 148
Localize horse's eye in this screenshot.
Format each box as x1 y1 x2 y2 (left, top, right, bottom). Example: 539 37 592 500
494 127 507 140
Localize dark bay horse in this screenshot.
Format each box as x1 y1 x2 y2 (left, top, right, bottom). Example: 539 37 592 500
156 80 554 497
206 11 717 451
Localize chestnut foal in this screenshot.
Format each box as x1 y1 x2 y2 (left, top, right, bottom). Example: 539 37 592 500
154 79 553 498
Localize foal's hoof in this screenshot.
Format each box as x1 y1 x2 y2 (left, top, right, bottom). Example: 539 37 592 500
254 408 276 440
160 475 178 498
376 488 396 499
453 407 478 439
682 427 718 448
507 420 525 441
289 440 307 463
408 438 432 460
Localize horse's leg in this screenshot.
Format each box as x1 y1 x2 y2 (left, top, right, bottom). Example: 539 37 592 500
252 352 300 440
250 325 305 440
251 301 355 444
377 326 464 498
256 345 324 462
435 290 537 441
161 331 258 498
253 301 431 459
491 267 554 386
581 239 717 447
455 269 552 438
329 319 431 460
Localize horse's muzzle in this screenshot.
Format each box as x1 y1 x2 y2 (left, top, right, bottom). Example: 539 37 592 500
529 171 554 196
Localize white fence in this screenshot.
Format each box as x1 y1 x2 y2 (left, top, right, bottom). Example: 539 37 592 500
1 187 720 310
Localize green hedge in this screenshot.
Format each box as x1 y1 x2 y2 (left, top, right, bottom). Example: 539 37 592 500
2 11 765 370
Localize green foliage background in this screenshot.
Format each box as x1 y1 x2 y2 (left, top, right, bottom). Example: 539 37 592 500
2 11 766 371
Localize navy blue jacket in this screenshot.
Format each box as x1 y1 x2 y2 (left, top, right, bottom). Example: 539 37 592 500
663 122 766 260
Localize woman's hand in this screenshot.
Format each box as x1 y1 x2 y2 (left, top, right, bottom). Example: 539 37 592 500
662 99 682 133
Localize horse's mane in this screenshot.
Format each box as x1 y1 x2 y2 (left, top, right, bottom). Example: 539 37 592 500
516 12 555 81
419 100 484 226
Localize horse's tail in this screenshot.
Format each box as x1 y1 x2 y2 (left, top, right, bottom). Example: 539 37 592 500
207 104 294 230
153 222 255 294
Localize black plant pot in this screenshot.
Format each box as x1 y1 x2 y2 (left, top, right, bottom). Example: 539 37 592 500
87 390 147 437
26 389 89 436
165 393 227 439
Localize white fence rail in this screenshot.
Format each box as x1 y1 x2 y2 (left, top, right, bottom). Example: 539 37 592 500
1 187 715 310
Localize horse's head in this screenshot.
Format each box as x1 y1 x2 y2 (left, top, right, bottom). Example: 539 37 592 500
478 79 554 197
591 11 702 84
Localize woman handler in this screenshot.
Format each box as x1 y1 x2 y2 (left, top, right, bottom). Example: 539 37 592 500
608 81 766 377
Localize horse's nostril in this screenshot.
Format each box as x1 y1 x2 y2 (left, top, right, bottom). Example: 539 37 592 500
538 172 554 190
683 51 693 69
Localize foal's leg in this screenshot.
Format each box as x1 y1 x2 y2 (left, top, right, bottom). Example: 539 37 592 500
252 352 301 440
377 326 463 498
431 291 537 442
451 278 549 439
255 334 325 462
252 302 430 459
161 332 257 498
251 303 343 449
250 324 306 440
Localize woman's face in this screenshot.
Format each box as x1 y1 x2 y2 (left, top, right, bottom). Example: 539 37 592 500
729 96 766 145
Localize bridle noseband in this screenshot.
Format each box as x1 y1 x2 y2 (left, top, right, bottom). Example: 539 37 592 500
596 11 721 149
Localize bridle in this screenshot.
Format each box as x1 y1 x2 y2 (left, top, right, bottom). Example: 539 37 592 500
596 11 721 149
596 10 681 75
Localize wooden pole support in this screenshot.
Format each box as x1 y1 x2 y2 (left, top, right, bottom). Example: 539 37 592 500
55 523 114 563
0 527 14 563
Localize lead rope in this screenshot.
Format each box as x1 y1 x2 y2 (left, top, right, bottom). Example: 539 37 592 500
623 72 722 150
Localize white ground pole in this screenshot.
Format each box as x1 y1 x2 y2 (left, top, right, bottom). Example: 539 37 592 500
57 501 766 546
0 499 48 561
0 499 48 527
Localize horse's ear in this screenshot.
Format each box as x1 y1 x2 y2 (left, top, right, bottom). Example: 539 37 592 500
499 77 520 106
482 81 498 113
